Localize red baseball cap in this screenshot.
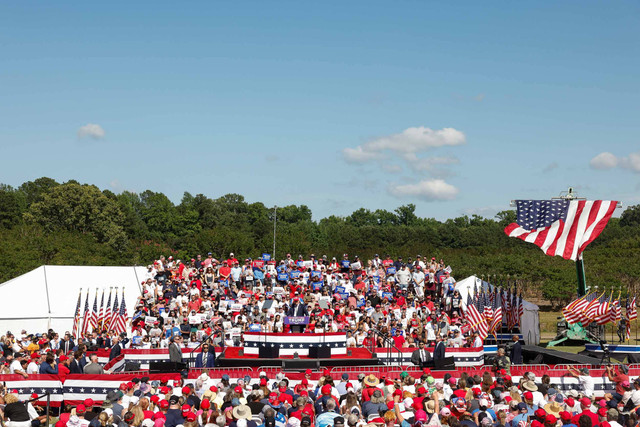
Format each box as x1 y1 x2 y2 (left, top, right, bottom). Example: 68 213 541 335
209 386 218 393
181 404 191 413
534 409 546 419
185 412 197 422
201 399 211 410
150 395 159 404
580 397 592 407
560 412 572 421
83 398 94 407
159 400 169 410
523 391 533 400
321 384 332 395
76 405 86 414
182 386 190 395
234 386 243 393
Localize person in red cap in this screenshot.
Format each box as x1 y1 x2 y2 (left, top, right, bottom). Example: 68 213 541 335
571 397 597 426
83 398 98 421
57 354 70 381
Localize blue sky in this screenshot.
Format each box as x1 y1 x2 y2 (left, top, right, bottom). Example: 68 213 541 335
1 1 639 220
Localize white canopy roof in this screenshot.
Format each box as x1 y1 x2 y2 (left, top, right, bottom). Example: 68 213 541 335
0 265 147 335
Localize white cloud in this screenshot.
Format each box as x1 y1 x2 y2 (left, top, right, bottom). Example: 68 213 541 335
342 146 384 163
77 123 106 139
388 179 459 201
343 126 465 164
620 152 640 172
589 152 618 170
382 164 403 173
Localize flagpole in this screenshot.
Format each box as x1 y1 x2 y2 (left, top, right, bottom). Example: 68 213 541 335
576 254 587 297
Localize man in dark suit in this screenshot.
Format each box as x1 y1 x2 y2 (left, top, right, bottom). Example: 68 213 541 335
287 297 309 333
195 343 216 368
410 341 432 367
109 336 122 361
433 335 446 361
169 336 183 363
61 332 75 355
510 334 523 364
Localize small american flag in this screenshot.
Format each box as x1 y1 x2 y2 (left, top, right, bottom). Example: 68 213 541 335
490 289 503 335
89 290 99 332
105 289 113 331
112 289 128 335
71 290 82 338
80 289 91 336
98 289 105 332
563 292 593 324
609 296 622 324
465 291 489 340
505 200 617 261
627 296 637 321
108 292 119 332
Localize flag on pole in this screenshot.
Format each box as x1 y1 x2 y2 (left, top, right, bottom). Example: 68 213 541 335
98 289 105 332
562 292 592 324
112 289 128 334
490 289 503 335
503 288 511 327
609 293 622 325
627 295 637 321
594 292 613 325
108 291 119 332
504 200 617 261
465 289 489 340
80 289 91 336
72 289 82 338
89 290 99 332
104 288 113 331
517 293 524 326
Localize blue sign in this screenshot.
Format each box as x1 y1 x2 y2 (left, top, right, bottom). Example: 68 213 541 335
262 253 271 261
386 267 397 275
311 270 322 279
284 316 310 325
290 270 301 279
372 276 381 283
338 292 349 300
312 282 323 291
296 260 304 267
340 260 350 268
219 279 229 287
266 291 274 298
277 273 289 281
335 286 346 294
382 292 393 300
357 297 365 307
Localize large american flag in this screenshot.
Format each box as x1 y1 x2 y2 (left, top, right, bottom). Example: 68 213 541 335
563 292 593 324
490 289 503 335
112 289 128 334
504 200 617 261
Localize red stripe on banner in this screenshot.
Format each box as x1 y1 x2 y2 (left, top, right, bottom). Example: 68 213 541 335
578 201 617 255
243 332 346 337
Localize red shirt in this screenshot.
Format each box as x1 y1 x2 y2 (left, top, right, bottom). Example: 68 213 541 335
58 363 70 382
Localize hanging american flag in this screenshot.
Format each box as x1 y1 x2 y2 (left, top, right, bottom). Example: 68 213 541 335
483 288 494 322
112 289 128 335
504 200 617 261
503 288 510 327
104 288 113 331
80 289 91 336
563 292 593 324
108 292 119 332
71 289 82 338
88 290 99 332
490 289 503 335
98 289 105 332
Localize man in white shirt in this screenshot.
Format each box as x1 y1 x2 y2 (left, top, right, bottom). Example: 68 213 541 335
472 332 483 348
396 266 411 289
412 267 425 294
568 367 595 397
10 353 28 378
26 354 40 374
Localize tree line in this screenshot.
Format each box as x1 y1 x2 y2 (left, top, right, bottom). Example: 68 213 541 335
1 177 639 307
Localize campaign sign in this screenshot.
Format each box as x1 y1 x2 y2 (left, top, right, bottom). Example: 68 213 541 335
335 286 346 294
296 260 304 267
386 267 396 275
290 270 301 279
266 291 274 298
340 260 350 268
311 270 322 279
312 282 323 291
230 303 243 312
284 316 310 325
357 298 365 307
253 260 265 268
132 336 142 345
382 292 393 300
338 292 349 300
262 253 271 261
145 316 157 326
444 265 452 273
273 287 285 295
277 273 289 281
372 276 381 283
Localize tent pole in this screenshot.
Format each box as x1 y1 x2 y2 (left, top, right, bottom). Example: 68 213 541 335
43 266 52 329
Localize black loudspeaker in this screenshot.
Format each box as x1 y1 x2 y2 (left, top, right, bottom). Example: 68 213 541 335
434 356 455 370
309 346 331 359
258 346 279 358
124 362 141 371
149 362 187 373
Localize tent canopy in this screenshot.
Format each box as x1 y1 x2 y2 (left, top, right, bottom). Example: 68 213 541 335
455 275 540 345
0 265 146 334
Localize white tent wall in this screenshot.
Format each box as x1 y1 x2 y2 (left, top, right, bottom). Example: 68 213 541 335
0 266 147 334
454 275 540 345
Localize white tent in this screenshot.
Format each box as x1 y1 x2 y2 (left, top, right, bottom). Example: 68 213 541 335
0 265 147 335
455 275 540 345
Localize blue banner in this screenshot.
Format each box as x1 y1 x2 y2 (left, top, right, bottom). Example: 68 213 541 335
382 292 393 300
290 270 301 279
340 260 350 268
386 267 397 275
277 273 289 281
312 282 323 291
296 260 304 267
338 292 349 300
311 270 322 279
357 297 365 307
262 253 271 261
372 276 381 283
335 286 346 294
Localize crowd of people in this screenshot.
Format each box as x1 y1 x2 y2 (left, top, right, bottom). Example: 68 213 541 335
1 364 639 427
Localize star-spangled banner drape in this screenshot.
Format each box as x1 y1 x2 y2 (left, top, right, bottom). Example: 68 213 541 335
504 200 617 261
